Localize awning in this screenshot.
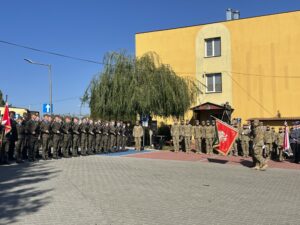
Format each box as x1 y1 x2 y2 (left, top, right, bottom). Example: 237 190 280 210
191 102 234 112
247 117 300 122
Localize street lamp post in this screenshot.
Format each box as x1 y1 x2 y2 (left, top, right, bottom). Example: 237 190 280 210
24 59 53 114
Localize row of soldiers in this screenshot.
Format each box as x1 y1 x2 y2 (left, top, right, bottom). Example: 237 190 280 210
233 122 287 162
0 112 135 164
170 118 288 164
171 119 216 154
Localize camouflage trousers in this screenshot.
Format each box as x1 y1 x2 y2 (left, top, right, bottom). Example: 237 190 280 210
254 144 266 167
101 135 109 153
72 135 80 156
15 137 25 161
172 136 180 152
206 138 213 154
41 134 50 160
134 137 141 151
264 143 272 159
0 140 10 163
194 138 202 153
52 134 61 159
80 134 87 156
241 140 249 157
116 135 122 152
184 137 191 153
62 134 72 157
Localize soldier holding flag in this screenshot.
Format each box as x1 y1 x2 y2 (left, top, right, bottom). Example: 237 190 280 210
0 103 12 164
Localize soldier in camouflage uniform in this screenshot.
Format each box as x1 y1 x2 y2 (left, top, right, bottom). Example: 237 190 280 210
183 120 193 154
204 120 214 155
264 125 273 160
40 114 51 160
87 119 95 155
109 121 116 152
101 122 110 153
171 119 180 153
47 115 54 158
193 120 203 154
230 123 239 156
276 127 285 161
240 124 251 157
179 120 185 151
61 116 72 158
51 115 62 159
94 120 102 153
253 119 268 170
72 117 80 157
115 121 122 152
121 122 127 151
15 116 25 163
201 121 206 153
79 118 88 156
133 121 143 151
25 113 40 162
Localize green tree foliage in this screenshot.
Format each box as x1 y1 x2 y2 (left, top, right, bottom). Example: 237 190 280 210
0 90 5 106
82 51 200 121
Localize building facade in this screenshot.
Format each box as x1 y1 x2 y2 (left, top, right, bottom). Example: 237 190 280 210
135 10 300 125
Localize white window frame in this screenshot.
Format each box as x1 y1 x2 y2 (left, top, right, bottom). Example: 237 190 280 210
206 73 222 93
205 37 221 57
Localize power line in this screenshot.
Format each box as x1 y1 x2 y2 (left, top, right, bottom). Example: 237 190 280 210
0 40 104 65
20 96 82 107
173 70 300 79
223 71 273 116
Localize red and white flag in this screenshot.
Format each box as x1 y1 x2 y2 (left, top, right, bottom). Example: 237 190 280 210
1 103 11 135
283 121 290 151
214 118 239 156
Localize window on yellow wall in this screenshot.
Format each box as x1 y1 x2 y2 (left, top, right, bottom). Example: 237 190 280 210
205 37 221 57
206 73 222 93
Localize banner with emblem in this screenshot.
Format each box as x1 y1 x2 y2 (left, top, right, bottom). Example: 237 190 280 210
1 103 11 135
214 118 238 156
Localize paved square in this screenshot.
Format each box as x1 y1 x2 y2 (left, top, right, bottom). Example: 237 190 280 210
1 154 300 225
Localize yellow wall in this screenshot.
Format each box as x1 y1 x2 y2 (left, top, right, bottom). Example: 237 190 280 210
136 11 300 124
226 11 300 121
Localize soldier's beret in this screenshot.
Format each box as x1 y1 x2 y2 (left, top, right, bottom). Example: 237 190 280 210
279 127 283 130
206 120 210 123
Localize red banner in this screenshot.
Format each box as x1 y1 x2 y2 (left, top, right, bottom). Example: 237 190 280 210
1 103 11 135
215 118 238 156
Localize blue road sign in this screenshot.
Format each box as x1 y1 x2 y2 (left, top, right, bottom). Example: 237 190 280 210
43 104 53 113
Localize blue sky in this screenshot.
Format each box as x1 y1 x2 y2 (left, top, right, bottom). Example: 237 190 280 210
0 0 299 115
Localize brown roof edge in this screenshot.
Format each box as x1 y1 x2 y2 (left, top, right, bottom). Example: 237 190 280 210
247 117 300 121
135 9 300 35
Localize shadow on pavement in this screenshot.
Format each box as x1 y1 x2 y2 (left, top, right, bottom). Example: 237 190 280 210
207 158 229 164
0 162 60 224
239 159 254 168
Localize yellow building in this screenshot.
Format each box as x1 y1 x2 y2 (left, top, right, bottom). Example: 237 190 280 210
0 106 31 118
135 10 300 126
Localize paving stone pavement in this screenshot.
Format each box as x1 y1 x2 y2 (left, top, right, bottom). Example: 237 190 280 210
1 155 300 225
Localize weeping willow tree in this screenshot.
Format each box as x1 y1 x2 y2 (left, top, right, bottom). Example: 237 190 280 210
82 51 200 121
